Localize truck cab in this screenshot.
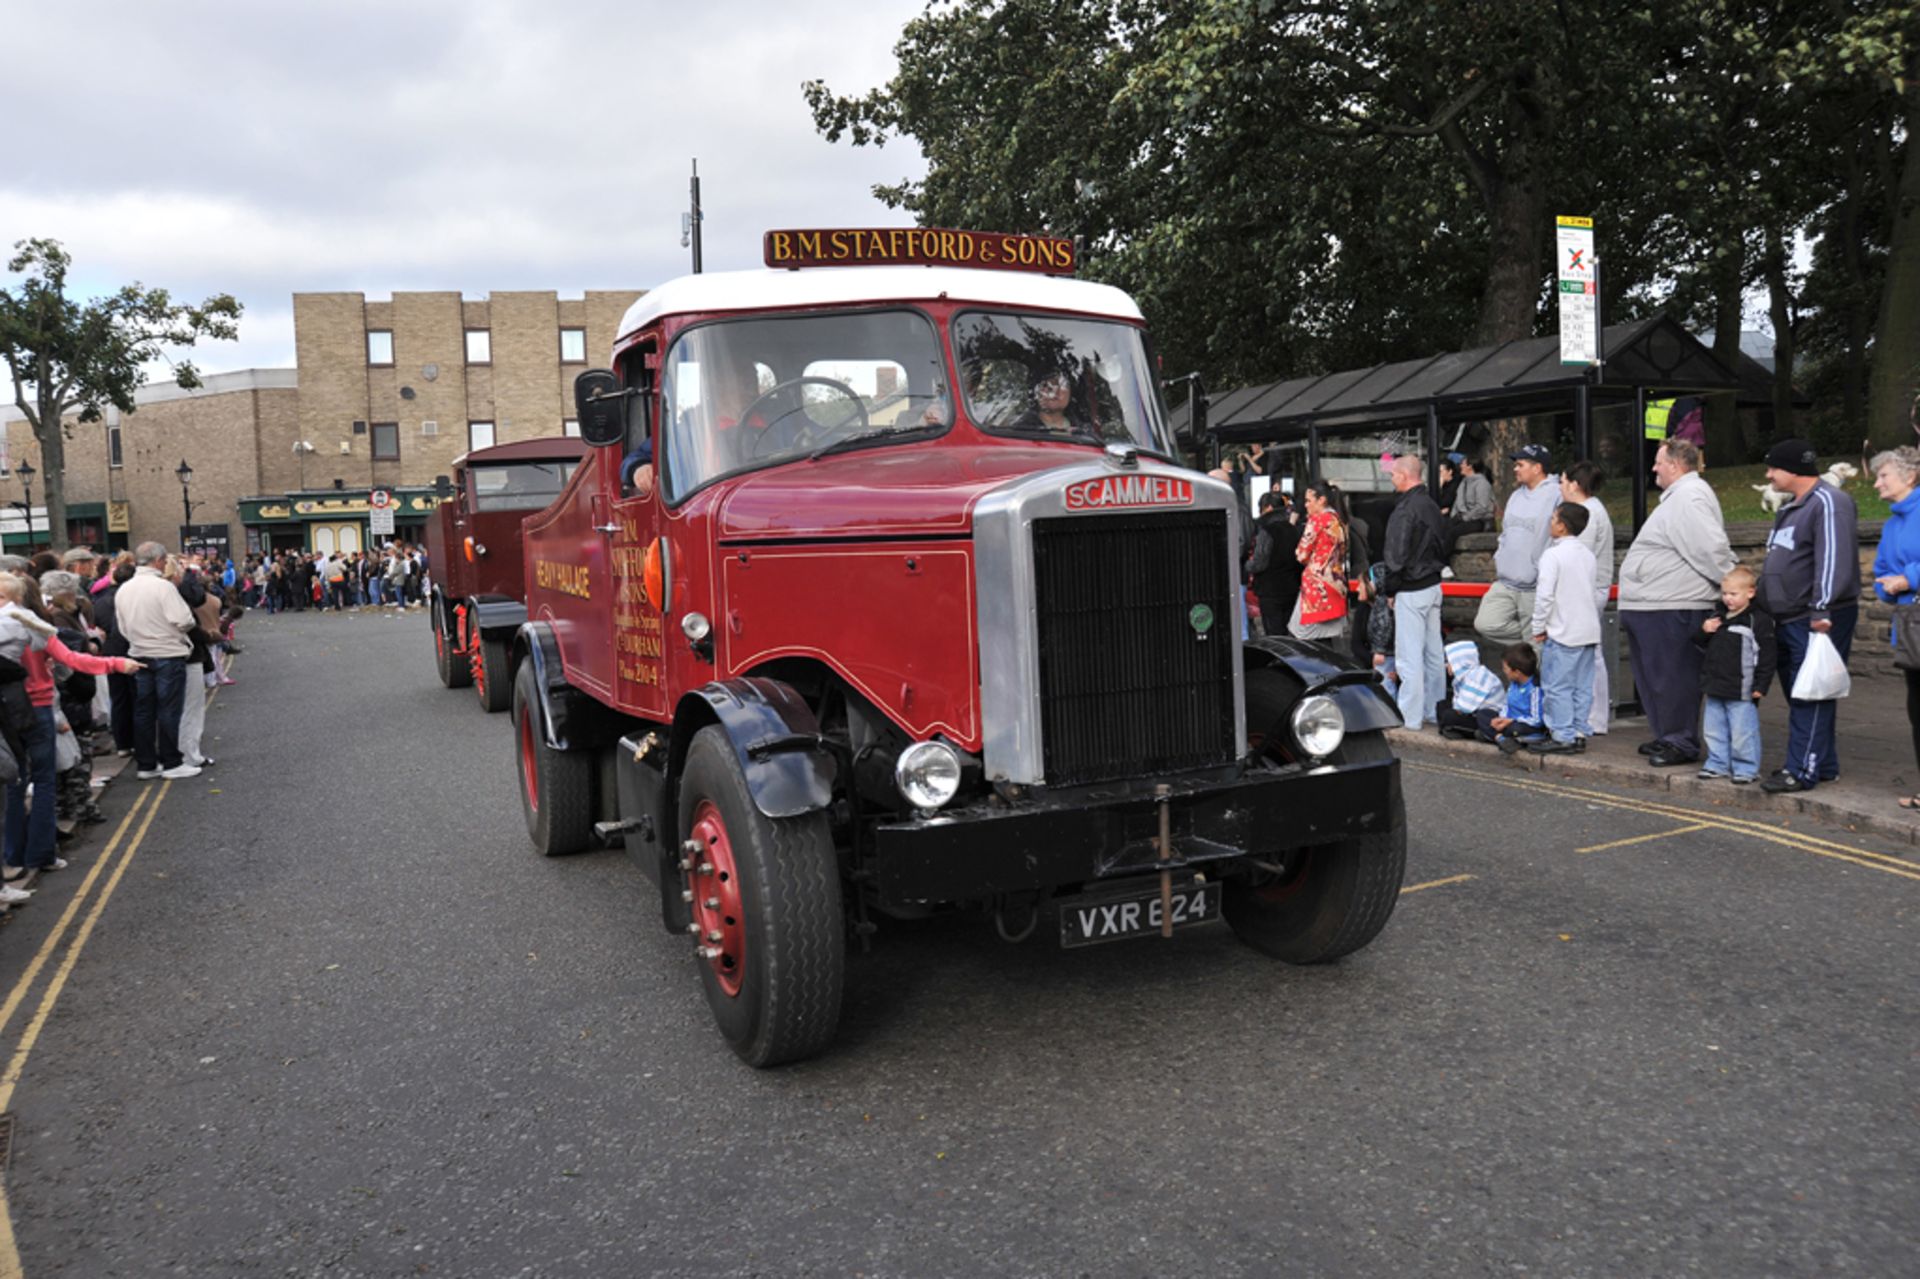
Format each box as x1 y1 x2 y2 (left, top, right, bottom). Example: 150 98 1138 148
511 231 1406 1066
425 436 588 710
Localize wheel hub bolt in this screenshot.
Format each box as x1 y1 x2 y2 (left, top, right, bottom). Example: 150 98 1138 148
686 922 701 935
697 862 714 876
677 857 693 872
681 839 703 856
705 929 723 943
680 889 694 903
696 945 723 960
704 897 720 909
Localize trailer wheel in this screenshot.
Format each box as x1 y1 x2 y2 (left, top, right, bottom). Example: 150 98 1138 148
473 635 512 713
512 660 593 856
1225 670 1405 962
679 725 844 1067
432 598 471 689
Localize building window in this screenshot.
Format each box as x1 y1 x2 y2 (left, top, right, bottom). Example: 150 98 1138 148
562 418 580 437
368 330 394 365
469 420 496 450
371 422 400 460
559 328 587 363
465 329 491 365
108 423 123 468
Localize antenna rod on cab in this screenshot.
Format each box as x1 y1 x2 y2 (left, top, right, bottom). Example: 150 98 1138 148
689 159 704 274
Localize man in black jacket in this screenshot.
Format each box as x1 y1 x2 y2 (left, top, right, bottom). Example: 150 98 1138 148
1248 492 1301 638
1382 455 1449 728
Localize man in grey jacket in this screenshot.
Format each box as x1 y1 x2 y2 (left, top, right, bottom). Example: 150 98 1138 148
1757 438 1860 794
1475 444 1560 648
1617 440 1736 766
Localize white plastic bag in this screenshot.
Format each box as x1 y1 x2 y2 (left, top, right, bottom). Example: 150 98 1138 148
52 708 80 773
1790 630 1851 701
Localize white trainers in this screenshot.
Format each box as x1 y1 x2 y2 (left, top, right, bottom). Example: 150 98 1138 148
136 769 163 780
160 764 203 779
1 884 32 904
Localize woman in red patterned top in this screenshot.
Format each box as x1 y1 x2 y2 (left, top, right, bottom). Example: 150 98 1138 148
1289 481 1351 642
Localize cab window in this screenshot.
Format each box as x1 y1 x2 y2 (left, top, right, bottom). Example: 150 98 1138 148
469 461 580 512
952 311 1172 454
660 309 948 502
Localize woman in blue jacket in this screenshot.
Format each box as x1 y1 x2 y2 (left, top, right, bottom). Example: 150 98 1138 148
1869 446 1920 808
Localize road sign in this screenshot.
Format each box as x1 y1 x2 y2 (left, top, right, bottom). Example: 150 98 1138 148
1556 215 1599 366
369 488 396 536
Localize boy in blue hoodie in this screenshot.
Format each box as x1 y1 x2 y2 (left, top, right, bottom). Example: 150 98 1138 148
1487 642 1546 754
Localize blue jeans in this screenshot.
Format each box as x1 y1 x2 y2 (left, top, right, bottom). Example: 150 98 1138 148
1392 585 1445 728
1775 606 1858 785
132 656 188 772
1541 639 1596 743
5 705 58 870
1702 696 1762 779
367 578 383 606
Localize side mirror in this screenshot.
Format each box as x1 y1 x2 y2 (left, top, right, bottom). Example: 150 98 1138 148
573 369 627 447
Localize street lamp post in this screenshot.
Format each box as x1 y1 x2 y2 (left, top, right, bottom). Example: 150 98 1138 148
176 459 196 550
16 458 35 550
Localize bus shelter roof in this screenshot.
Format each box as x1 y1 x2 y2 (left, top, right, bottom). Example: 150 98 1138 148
1173 314 1769 443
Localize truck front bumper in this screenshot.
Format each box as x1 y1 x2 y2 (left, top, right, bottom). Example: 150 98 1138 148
872 756 1401 906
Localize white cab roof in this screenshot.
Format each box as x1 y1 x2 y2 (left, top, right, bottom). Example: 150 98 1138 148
616 266 1144 341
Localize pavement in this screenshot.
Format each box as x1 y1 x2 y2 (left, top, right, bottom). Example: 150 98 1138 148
0 609 1914 1276
1387 660 1920 848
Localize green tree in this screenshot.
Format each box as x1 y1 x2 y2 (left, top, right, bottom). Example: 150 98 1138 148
0 239 240 550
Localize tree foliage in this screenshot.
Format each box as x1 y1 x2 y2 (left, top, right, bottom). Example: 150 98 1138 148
0 239 241 548
809 0 1920 455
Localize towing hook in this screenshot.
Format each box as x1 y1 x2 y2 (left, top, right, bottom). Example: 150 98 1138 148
993 898 1041 944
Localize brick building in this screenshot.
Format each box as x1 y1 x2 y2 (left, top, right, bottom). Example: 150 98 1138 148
0 288 642 557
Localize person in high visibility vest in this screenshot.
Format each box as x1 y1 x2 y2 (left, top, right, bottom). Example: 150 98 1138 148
1645 396 1706 448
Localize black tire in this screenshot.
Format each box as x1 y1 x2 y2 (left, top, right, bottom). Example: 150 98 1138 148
432 597 471 689
475 636 512 713
512 660 594 856
1225 669 1406 963
679 725 844 1068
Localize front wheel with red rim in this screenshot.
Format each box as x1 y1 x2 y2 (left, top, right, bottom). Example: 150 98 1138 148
511 658 594 856
474 636 512 713
679 724 844 1067
1225 670 1407 963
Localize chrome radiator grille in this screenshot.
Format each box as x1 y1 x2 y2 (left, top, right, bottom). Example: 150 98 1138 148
1030 510 1238 786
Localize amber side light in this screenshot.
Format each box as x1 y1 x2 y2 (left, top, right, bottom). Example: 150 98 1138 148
643 537 665 612
463 536 476 563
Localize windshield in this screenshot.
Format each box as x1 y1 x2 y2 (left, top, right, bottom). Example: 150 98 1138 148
469 460 580 512
952 311 1171 453
661 309 950 500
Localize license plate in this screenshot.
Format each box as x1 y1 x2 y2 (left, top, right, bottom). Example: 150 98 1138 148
1059 881 1222 948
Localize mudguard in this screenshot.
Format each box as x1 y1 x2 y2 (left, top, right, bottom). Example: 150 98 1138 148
464 595 526 636
1242 636 1404 739
672 678 835 820
511 622 627 752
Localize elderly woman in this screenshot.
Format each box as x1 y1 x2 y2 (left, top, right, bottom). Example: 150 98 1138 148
1869 447 1920 809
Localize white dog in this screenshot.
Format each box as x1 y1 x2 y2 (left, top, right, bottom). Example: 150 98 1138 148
1754 461 1858 513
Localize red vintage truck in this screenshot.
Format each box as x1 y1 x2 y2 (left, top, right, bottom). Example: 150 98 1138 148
425 436 588 711
511 230 1406 1066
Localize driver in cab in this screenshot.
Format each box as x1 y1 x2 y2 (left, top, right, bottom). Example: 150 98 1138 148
1013 370 1089 436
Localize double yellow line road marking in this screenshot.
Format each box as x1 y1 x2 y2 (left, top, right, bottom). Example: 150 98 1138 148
1408 758 1920 883
0 780 172 1277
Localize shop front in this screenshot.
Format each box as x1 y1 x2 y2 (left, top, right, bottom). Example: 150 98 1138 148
0 501 127 554
238 488 445 556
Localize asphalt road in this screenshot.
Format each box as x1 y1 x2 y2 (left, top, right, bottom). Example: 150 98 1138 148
0 608 1914 1277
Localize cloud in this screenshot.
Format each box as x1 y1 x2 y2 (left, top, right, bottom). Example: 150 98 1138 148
2 0 929 376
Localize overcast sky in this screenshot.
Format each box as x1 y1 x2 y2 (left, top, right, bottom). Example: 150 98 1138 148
1 0 930 378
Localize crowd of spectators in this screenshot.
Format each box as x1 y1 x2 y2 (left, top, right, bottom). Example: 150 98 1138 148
236 544 428 613
0 541 241 907
1243 433 1893 804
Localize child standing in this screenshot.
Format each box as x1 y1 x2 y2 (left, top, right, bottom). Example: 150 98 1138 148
1693 566 1776 783
1487 643 1548 753
1527 502 1600 753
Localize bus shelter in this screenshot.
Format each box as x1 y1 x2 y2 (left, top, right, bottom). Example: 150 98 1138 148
1170 314 1759 531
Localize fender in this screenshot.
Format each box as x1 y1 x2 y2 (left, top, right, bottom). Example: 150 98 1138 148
670 678 835 820
1242 636 1403 739
511 622 628 752
463 595 526 637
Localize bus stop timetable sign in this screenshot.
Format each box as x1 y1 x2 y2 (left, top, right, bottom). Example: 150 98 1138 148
1556 215 1599 366
764 227 1077 275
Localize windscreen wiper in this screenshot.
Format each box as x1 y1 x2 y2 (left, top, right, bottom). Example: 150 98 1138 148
807 426 931 462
